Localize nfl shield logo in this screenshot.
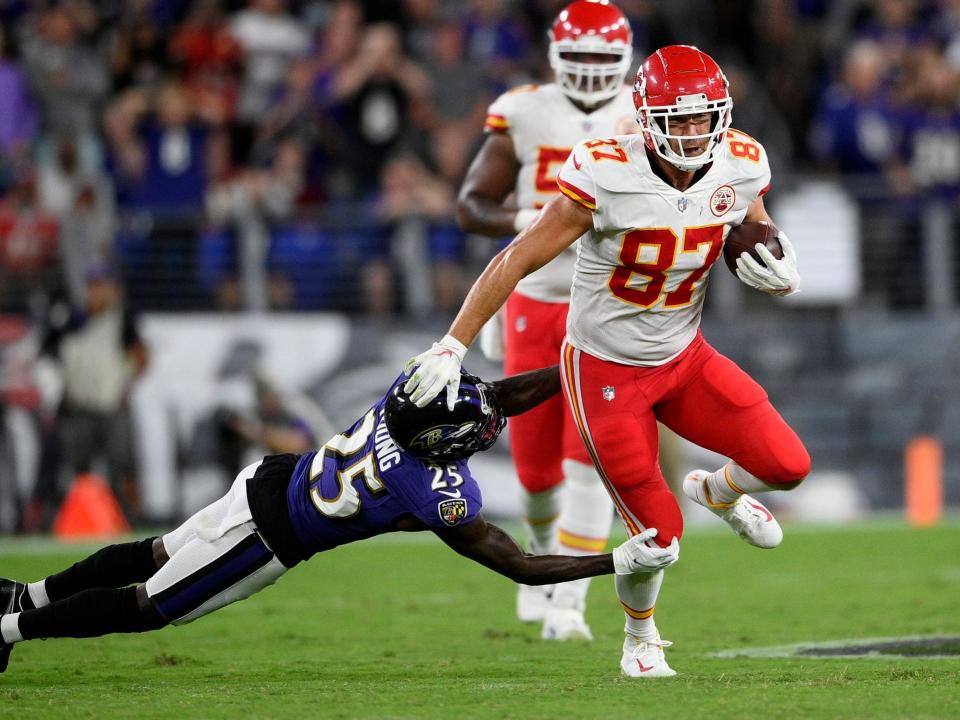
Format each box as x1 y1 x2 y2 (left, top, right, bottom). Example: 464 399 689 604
677 196 689 213
439 498 468 526
602 386 615 401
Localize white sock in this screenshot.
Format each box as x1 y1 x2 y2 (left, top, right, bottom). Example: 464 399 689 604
28 580 50 608
522 485 561 555
705 462 773 506
552 461 614 611
1 613 23 644
616 569 664 641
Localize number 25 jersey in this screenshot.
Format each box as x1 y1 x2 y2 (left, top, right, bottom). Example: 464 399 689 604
556 130 772 366
285 373 483 553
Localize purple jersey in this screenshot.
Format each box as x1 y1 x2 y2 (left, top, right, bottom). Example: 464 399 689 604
286 374 483 553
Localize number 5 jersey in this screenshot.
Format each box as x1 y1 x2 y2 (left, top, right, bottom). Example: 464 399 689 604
556 130 772 366
484 83 635 302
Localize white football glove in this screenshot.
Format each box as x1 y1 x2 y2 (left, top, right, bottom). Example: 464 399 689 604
403 334 467 410
612 528 680 574
735 230 800 296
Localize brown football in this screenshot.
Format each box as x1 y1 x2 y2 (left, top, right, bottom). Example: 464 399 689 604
722 221 782 274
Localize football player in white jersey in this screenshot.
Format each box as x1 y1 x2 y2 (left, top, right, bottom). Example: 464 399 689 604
406 45 811 678
456 0 635 642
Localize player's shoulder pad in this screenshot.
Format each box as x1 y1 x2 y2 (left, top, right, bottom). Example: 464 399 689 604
721 128 771 197
723 128 769 172
485 84 543 134
505 83 541 96
576 134 645 186
558 135 639 209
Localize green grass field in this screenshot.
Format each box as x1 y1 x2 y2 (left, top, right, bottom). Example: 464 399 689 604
2 521 959 719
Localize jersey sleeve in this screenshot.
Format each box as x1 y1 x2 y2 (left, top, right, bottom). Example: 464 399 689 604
757 148 772 198
484 91 516 135
410 463 484 531
727 129 772 200
556 141 598 211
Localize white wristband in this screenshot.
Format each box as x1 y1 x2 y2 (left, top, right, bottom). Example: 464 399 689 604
513 208 539 233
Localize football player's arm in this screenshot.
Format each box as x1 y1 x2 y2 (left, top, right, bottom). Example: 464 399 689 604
403 195 590 408
456 133 524 236
742 194 773 224
488 365 561 417
449 194 592 348
435 516 680 584
435 516 612 585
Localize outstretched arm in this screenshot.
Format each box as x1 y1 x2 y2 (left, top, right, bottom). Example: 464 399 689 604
434 516 679 586
449 195 593 348
403 195 592 409
488 365 561 417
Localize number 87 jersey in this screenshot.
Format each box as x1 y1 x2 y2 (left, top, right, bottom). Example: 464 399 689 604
557 129 771 366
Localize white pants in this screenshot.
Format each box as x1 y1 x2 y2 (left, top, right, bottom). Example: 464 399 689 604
144 461 288 625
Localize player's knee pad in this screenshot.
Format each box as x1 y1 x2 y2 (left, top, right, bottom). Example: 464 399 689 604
762 439 811 487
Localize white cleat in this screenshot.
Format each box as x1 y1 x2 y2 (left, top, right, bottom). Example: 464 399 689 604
516 584 553 623
620 634 676 678
541 607 593 641
683 470 783 549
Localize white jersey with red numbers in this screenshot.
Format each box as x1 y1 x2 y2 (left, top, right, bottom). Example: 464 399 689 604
555 128 772 366
484 83 635 302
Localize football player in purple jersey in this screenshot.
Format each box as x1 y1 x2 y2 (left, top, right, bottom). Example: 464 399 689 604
0 365 678 672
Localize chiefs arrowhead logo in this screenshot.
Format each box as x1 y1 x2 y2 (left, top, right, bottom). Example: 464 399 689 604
710 184 736 217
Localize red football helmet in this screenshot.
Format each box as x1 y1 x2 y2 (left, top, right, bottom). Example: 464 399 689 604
549 0 633 106
633 45 733 171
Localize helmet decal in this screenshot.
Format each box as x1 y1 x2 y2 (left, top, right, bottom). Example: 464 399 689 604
385 369 506 462
410 422 478 452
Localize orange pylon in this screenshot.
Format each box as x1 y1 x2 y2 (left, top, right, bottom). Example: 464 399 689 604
53 473 131 539
904 436 943 528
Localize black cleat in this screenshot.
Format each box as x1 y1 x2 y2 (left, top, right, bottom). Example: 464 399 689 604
0 578 31 673
0 578 33 613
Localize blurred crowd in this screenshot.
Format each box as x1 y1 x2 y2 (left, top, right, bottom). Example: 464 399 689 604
1 0 960 530
0 0 957 317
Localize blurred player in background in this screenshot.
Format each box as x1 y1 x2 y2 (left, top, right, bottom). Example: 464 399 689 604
30 266 149 526
405 45 811 678
456 0 635 642
0 365 678 674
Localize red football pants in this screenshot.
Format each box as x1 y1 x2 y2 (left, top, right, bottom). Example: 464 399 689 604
504 292 590 493
561 332 810 547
